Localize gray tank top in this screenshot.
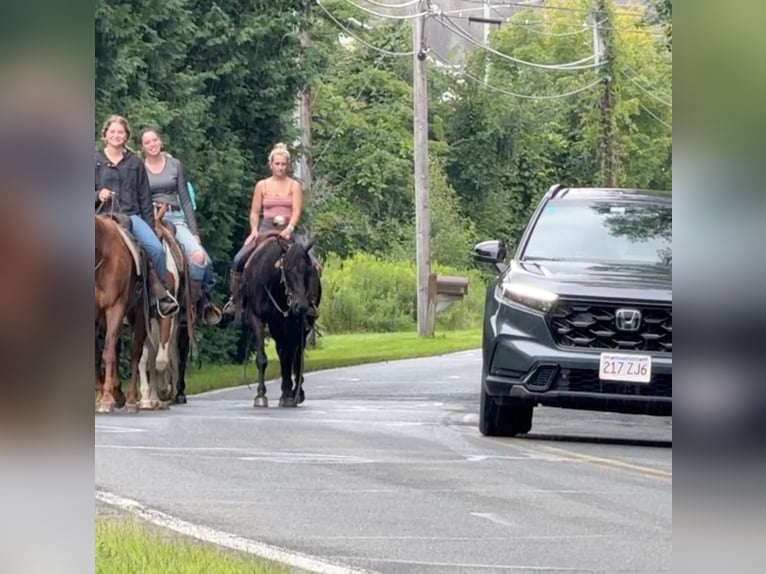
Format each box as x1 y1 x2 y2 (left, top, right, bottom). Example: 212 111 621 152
146 155 180 206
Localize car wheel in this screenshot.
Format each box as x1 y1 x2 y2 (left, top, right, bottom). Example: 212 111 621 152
480 383 534 437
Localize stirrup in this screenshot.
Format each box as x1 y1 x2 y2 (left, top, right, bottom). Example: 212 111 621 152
221 298 237 316
201 302 223 326
157 292 180 318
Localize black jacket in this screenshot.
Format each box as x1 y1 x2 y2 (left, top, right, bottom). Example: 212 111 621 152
95 149 153 227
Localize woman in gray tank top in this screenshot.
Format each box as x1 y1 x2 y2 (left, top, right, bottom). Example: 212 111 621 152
139 127 221 325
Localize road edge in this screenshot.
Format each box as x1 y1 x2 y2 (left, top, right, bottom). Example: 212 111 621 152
95 489 377 574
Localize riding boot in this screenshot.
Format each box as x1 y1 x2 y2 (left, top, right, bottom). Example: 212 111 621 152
221 270 244 321
147 266 180 317
190 279 222 326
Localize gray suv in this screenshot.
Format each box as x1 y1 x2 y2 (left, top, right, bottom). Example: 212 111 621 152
473 184 672 436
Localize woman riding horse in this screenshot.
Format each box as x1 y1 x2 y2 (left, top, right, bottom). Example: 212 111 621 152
222 142 319 321
139 126 221 326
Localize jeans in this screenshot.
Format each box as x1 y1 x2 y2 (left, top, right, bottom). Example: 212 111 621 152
163 212 215 296
129 215 167 287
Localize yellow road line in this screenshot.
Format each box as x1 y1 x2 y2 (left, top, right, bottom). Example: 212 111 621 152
525 442 672 479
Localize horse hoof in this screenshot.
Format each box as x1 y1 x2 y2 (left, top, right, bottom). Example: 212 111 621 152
158 401 171 411
125 402 139 414
279 397 297 408
95 401 115 414
297 390 305 405
139 400 155 410
253 395 268 408
174 394 187 405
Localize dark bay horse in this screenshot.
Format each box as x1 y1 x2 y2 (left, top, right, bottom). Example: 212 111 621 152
242 235 321 408
95 215 147 413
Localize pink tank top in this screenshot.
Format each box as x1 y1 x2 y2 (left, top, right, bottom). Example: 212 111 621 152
262 181 293 222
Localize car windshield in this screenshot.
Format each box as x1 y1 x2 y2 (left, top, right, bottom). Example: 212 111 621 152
522 199 672 266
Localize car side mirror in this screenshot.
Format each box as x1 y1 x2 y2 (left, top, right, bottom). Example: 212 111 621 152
472 240 509 274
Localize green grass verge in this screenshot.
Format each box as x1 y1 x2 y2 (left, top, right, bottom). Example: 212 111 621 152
96 516 291 574
185 329 481 395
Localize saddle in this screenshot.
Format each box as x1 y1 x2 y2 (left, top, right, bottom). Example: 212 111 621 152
98 214 143 276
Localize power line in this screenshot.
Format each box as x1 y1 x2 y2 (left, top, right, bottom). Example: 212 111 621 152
431 49 603 100
638 101 672 130
437 13 604 71
459 0 644 17
361 0 420 8
620 66 672 108
316 1 417 57
337 0 428 20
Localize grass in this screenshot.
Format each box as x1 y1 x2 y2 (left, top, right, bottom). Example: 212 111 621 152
96 516 291 574
185 329 481 395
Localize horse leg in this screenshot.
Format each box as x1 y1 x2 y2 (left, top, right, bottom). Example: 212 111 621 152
249 312 269 408
138 336 155 410
175 323 189 404
126 310 146 414
112 333 126 409
96 304 124 413
293 331 306 405
95 330 104 403
155 315 172 372
157 320 178 409
278 338 296 408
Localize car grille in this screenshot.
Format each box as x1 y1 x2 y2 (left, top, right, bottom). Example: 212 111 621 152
556 369 672 398
548 300 672 353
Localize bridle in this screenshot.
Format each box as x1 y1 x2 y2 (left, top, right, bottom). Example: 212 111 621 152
263 240 309 318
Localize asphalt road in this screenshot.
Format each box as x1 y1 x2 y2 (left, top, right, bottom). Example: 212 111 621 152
95 350 672 574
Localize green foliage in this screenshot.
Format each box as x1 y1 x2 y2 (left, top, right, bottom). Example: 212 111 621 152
318 253 486 334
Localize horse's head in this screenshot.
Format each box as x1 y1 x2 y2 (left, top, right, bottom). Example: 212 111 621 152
280 239 314 316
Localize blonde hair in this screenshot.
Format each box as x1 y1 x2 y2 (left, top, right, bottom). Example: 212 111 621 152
268 142 291 163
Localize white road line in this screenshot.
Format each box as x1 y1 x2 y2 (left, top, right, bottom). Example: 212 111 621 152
470 512 515 527
95 425 147 433
331 555 586 571
304 534 617 541
95 490 377 574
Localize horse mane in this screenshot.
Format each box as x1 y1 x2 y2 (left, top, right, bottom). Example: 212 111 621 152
245 239 285 288
242 238 314 314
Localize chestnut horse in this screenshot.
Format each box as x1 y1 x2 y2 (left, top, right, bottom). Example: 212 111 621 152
95 215 147 413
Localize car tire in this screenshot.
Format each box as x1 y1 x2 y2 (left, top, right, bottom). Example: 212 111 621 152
479 383 534 437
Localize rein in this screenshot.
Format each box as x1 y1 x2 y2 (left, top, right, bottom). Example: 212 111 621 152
264 254 291 318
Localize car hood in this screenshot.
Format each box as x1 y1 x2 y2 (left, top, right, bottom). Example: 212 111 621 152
509 259 672 303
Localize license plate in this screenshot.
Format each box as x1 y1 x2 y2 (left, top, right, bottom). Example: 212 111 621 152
599 353 652 383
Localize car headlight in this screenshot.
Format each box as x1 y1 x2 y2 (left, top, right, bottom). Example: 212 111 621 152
499 282 558 313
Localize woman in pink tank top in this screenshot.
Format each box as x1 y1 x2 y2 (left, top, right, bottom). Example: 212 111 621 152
222 143 307 320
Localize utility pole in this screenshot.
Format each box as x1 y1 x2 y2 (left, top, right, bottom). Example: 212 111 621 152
596 0 618 187
299 1 313 191
469 5 502 84
483 0 490 83
413 0 433 337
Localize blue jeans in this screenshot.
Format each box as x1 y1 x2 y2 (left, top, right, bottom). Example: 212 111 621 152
129 215 167 287
163 212 215 296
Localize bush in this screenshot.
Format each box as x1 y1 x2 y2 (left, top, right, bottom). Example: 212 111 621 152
318 253 487 334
